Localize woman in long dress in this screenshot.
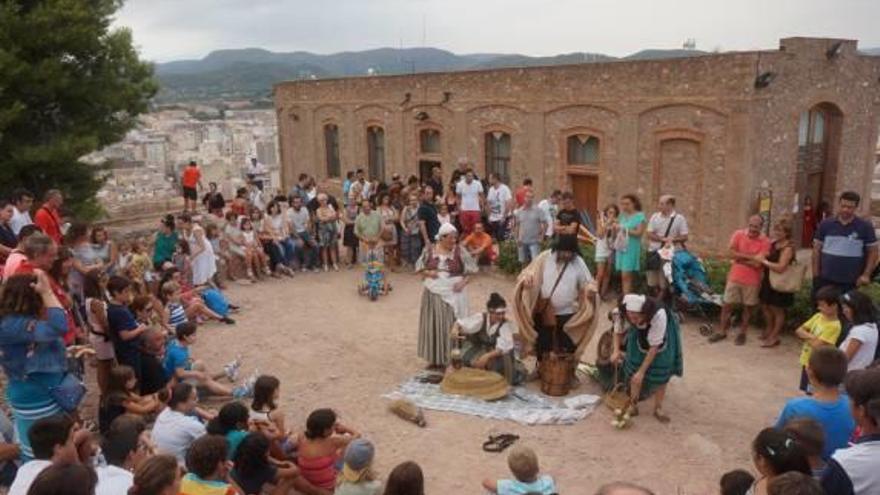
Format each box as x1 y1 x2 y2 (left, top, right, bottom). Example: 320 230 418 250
416 223 477 368
178 214 217 287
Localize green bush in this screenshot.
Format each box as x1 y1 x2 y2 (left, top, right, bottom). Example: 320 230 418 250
496 239 597 276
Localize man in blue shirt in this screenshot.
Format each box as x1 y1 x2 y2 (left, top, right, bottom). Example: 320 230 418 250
106 276 147 380
813 191 878 296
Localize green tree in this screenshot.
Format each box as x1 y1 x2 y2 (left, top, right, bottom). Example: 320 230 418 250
0 0 157 219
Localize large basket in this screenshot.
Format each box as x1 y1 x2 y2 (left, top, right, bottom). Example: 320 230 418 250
539 351 575 397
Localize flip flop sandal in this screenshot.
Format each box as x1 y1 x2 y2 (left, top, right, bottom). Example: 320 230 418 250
482 433 520 453
760 340 781 348
707 333 727 343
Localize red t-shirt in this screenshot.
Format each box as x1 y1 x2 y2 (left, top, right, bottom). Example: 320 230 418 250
728 229 771 287
515 186 529 207
34 205 62 244
182 166 201 188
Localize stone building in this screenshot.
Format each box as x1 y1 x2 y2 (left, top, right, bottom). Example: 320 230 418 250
274 37 880 253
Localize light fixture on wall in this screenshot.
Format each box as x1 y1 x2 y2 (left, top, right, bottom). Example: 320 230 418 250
826 41 843 60
754 71 776 89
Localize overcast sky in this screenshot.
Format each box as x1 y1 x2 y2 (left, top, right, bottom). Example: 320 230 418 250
114 0 880 62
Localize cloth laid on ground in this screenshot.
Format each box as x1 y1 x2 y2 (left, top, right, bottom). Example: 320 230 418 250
384 373 599 426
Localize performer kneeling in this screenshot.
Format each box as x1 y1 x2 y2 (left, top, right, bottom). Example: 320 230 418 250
451 293 525 385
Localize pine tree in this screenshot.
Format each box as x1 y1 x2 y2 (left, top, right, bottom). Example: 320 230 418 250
0 0 157 218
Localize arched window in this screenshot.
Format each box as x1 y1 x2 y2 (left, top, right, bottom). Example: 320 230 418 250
367 126 385 181
485 131 511 183
420 129 441 154
567 134 600 165
324 124 340 177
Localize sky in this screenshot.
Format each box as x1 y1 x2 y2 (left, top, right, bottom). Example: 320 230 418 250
114 0 880 62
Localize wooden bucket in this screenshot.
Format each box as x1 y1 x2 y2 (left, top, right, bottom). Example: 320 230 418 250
539 352 574 397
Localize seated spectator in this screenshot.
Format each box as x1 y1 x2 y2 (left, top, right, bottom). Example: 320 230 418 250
9 415 81 495
205 402 250 460
139 327 171 396
383 461 424 495
838 290 879 372
26 462 97 495
783 417 826 479
159 268 234 325
821 367 880 495
775 346 855 459
482 445 556 495
164 322 249 399
747 428 811 495
150 383 206 465
0 410 20 488
98 365 162 435
720 469 755 495
180 435 236 495
249 375 294 459
232 432 323 495
95 415 152 495
336 439 381 495
296 409 360 491
767 471 823 495
462 222 496 266
130 454 181 495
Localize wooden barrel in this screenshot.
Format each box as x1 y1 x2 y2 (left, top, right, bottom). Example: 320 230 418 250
539 352 574 396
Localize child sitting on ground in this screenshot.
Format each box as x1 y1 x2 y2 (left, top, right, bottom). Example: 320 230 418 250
180 434 237 495
232 432 326 495
250 375 296 459
206 402 251 460
767 471 824 495
164 322 252 399
161 279 233 326
128 237 155 295
98 364 163 434
481 445 556 495
747 427 812 495
296 408 361 491
782 418 827 479
775 346 855 459
719 469 755 495
795 286 842 394
336 439 381 495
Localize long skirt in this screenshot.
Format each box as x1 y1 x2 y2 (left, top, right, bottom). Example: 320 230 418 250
418 290 456 366
7 374 65 461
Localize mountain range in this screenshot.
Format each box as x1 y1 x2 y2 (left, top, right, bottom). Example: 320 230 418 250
154 45 880 103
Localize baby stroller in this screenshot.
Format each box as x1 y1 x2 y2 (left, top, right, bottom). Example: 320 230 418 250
664 249 724 336
359 250 388 301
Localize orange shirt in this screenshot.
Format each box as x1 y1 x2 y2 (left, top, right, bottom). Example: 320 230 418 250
463 231 493 252
182 166 201 188
34 205 62 244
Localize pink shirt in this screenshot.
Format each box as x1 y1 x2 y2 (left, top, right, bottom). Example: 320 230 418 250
728 229 771 287
2 251 27 280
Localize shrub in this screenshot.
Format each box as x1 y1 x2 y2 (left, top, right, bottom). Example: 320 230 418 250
496 239 597 276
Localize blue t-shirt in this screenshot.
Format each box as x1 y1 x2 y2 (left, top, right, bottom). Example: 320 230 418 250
163 340 191 379
226 429 248 460
776 395 856 459
497 475 557 495
815 217 877 284
107 303 140 360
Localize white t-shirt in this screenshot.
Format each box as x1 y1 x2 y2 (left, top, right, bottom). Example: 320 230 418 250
647 211 689 251
537 199 558 236
613 307 668 347
10 207 32 236
457 313 516 353
839 323 879 372
95 464 134 495
541 254 593 315
151 408 207 465
9 459 51 495
486 184 513 222
456 180 484 212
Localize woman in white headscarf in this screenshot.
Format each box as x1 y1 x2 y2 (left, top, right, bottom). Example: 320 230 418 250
415 223 478 368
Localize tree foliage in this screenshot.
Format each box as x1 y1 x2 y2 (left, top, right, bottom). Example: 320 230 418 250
0 0 157 218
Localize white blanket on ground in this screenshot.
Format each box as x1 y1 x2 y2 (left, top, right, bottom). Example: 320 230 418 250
384 376 599 426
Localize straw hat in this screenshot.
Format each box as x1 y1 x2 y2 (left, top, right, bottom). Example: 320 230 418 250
440 367 509 401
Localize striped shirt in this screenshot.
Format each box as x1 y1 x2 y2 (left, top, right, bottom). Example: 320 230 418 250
816 216 877 284
167 303 188 328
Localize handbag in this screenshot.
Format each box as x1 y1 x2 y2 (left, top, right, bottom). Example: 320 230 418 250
646 214 676 270
769 258 807 293
612 227 629 252
48 373 87 413
532 260 570 329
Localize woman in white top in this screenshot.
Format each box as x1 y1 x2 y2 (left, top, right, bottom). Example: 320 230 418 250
839 291 879 372
451 292 525 385
262 201 296 276
177 214 217 287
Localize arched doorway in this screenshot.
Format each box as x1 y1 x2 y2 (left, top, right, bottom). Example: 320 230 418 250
795 102 842 247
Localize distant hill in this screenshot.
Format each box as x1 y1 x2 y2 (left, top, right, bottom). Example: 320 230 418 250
153 46 709 102
862 47 880 56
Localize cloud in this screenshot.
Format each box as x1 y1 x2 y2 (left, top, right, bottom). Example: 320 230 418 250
114 0 880 62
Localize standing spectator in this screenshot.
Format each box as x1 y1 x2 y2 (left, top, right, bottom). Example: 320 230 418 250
246 157 267 191
513 190 549 265
33 190 63 245
289 174 311 203
315 194 340 271
287 195 318 272
417 186 440 250
462 222 496 266
838 291 879 372
348 169 367 206
177 214 218 287
150 383 206 466
377 193 400 268
709 215 771 345
399 194 423 268
794 286 842 393
802 196 817 248
0 410 20 489
645 195 689 295
180 161 202 214
456 171 484 236
89 226 117 273
813 191 878 296
450 157 473 185
106 276 148 380
554 192 581 237
594 204 620 300
820 368 880 495
343 171 355 207
0 199 18 269
537 190 561 238
615 194 647 295
8 415 82 495
427 166 444 200
514 178 533 208
486 173 514 242
758 218 796 348
355 199 383 264
9 189 34 236
201 183 226 218
152 215 178 271
229 187 250 217
67 224 101 302
443 179 460 229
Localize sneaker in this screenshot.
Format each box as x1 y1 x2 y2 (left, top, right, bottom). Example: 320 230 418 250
323 265 329 272
333 264 340 272
312 267 320 273
232 384 253 399
224 357 242 381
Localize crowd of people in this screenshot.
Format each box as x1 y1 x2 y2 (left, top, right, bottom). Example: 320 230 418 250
1 154 880 495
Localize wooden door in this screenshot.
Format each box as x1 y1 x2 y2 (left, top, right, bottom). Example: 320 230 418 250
570 174 598 226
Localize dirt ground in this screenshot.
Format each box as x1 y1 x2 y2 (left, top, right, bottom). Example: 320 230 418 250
188 268 796 494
